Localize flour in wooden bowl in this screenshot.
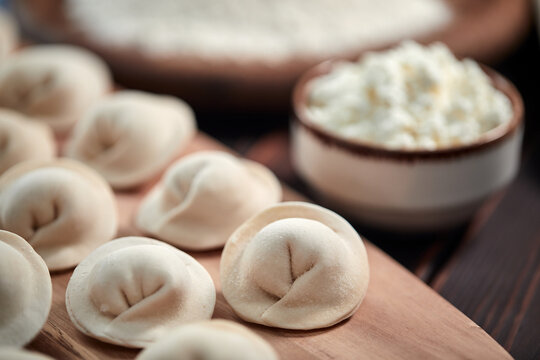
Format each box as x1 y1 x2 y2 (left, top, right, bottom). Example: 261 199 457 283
65 0 452 64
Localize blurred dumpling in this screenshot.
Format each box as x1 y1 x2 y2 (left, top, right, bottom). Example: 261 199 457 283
0 10 17 59
66 91 196 189
221 201 369 330
136 320 279 360
0 348 54 360
0 45 111 134
136 151 281 250
66 236 216 348
0 159 117 271
0 230 52 347
0 109 55 175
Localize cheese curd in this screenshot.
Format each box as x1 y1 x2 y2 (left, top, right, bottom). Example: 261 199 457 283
306 42 513 150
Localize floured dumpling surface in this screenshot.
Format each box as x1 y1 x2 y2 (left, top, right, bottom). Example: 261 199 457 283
0 159 117 271
136 151 281 250
0 110 55 175
0 10 17 60
137 320 279 360
0 348 54 360
66 91 196 189
0 45 111 133
221 201 369 330
66 236 216 348
0 231 52 347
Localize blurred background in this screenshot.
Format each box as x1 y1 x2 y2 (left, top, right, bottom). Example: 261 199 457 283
1 0 539 358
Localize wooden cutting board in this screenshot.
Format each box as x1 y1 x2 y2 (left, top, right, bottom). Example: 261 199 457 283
26 133 511 359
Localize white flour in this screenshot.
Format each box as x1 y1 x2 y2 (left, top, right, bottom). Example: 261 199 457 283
65 0 452 63
306 42 513 150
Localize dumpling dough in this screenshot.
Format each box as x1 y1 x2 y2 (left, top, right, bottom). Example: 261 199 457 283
0 10 17 59
0 45 111 134
0 348 54 360
136 151 281 250
0 231 52 347
66 236 216 348
221 201 369 330
137 320 279 360
0 159 117 271
65 91 196 189
0 109 55 175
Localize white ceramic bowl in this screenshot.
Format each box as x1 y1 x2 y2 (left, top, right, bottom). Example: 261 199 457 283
291 61 524 231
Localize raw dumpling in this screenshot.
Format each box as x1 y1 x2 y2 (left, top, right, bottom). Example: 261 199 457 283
221 201 369 330
65 91 196 189
0 159 117 271
0 109 55 175
136 151 281 250
0 348 54 360
0 230 52 347
137 320 279 360
0 10 17 59
66 236 216 348
0 45 111 134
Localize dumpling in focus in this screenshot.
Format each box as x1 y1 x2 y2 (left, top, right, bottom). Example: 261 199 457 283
0 45 111 134
0 10 17 59
66 236 216 348
136 151 281 250
221 201 369 330
137 320 279 360
0 109 55 175
0 348 54 360
66 91 196 189
0 230 52 347
0 159 117 271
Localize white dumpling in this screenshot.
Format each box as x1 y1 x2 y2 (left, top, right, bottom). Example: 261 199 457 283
136 320 279 360
66 236 216 348
0 45 111 134
0 10 17 60
136 151 281 250
65 91 196 189
0 159 117 271
221 201 369 330
0 231 52 347
0 348 54 360
0 109 55 175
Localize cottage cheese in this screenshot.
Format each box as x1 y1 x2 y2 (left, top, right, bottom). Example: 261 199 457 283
65 0 451 64
306 42 513 150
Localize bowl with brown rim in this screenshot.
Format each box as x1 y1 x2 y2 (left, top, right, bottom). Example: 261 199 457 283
291 60 524 231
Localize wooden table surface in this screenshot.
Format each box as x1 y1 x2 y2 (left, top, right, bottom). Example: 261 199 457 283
199 29 540 360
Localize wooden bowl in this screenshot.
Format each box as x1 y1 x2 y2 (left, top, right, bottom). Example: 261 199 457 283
12 0 531 111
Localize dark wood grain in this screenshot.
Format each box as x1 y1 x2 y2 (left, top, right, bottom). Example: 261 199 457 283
431 145 540 360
